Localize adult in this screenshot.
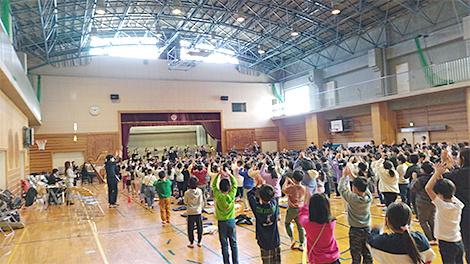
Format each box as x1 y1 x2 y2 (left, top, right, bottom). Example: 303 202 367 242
64 161 76 205
106 151 122 208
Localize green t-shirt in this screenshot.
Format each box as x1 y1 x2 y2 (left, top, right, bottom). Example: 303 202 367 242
154 179 172 199
212 175 237 221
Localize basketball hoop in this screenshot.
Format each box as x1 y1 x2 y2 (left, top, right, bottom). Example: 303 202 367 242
36 140 47 150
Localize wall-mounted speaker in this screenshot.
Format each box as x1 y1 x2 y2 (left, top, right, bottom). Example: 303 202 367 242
221 96 229 101
110 94 119 100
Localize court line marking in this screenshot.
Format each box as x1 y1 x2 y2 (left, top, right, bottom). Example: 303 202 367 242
171 224 223 259
87 219 109 264
139 232 171 264
6 226 28 264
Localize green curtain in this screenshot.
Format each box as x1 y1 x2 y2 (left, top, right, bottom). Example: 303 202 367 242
414 37 453 87
272 83 283 102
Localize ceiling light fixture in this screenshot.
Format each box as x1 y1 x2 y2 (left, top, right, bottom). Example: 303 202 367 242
331 0 341 15
172 0 182 15
291 26 299 37
96 0 106 15
257 45 265 54
236 8 245 23
210 32 217 43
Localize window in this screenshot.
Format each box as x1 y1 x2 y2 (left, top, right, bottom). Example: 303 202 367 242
284 86 310 115
232 103 246 112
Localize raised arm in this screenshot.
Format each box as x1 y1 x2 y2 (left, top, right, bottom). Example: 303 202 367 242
425 162 445 201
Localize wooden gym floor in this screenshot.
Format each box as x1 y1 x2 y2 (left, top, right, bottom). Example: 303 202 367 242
0 183 443 264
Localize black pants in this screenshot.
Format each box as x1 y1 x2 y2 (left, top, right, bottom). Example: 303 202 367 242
439 240 464 264
108 180 118 204
382 192 398 207
236 187 243 198
324 178 331 197
461 209 470 264
349 226 373 264
334 182 340 196
177 182 185 197
188 214 203 244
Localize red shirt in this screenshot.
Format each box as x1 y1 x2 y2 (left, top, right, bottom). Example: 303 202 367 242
191 167 207 185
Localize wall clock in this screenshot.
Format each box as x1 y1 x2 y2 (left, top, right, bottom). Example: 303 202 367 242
89 106 100 116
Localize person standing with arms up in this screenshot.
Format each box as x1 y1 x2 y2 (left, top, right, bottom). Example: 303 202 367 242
106 151 122 208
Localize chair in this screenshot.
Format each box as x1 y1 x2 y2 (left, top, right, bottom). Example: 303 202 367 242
0 210 17 237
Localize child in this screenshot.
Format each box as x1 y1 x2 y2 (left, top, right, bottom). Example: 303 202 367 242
425 162 465 264
367 202 436 264
184 176 204 248
247 184 281 264
212 172 238 264
154 171 172 225
340 166 374 264
410 161 437 245
282 170 309 250
239 163 254 211
299 193 340 264
143 168 157 208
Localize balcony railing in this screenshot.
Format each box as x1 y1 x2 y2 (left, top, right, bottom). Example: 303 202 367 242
273 56 470 117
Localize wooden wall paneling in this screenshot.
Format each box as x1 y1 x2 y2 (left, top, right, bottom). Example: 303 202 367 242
427 101 469 143
7 168 21 196
328 114 372 144
254 127 279 151
395 100 469 143
225 129 255 151
285 123 307 150
30 133 87 173
86 133 120 162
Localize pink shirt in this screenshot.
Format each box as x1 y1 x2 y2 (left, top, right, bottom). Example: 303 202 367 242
260 165 282 198
282 183 307 208
299 205 340 264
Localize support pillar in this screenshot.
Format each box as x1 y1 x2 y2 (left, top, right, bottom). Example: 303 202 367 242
371 102 396 145
274 120 289 151
305 113 328 148
467 88 470 142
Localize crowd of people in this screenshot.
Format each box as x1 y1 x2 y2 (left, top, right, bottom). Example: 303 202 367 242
102 139 469 264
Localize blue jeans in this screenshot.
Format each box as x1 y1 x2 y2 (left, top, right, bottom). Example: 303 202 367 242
146 186 155 207
218 219 238 264
399 183 409 205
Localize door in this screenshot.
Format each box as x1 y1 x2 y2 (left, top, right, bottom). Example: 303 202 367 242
20 151 25 180
0 151 5 190
397 132 414 146
413 131 429 146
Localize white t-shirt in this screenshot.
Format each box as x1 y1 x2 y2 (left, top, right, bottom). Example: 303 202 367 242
432 196 464 242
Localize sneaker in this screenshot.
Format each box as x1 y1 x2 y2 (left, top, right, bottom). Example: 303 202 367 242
333 196 342 199
166 221 171 225
243 209 251 212
197 242 202 247
161 221 166 225
381 214 386 217
187 243 194 248
297 244 304 252
376 203 386 207
341 211 347 214
413 218 420 223
290 239 296 249
429 240 438 246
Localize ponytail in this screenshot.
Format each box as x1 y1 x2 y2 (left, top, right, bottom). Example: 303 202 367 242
383 161 395 177
386 202 424 264
402 228 424 264
315 163 325 181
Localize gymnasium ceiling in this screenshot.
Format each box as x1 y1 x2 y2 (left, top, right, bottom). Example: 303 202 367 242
10 0 470 81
